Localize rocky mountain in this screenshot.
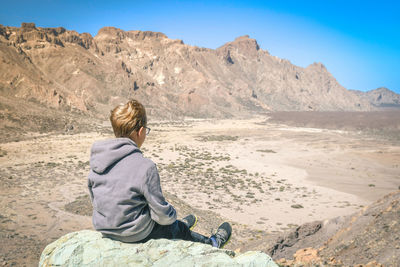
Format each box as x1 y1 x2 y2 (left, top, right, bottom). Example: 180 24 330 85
0 22 372 122
352 87 400 108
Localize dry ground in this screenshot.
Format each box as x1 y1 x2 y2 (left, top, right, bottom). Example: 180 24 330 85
0 112 399 266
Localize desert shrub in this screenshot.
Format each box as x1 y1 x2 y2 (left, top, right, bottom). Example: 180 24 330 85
256 149 276 153
0 149 7 157
291 204 304 209
196 135 238 142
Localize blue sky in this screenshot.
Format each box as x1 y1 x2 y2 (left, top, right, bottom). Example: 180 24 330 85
2 0 399 93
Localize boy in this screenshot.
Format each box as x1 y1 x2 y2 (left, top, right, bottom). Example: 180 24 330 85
88 99 231 248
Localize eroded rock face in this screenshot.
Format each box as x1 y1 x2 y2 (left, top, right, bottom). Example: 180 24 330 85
39 230 278 267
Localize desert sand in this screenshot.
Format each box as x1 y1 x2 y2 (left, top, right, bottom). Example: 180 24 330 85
0 115 399 266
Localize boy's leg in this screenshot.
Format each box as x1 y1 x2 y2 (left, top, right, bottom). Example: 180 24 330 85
189 230 212 245
171 220 212 245
141 222 174 241
142 220 211 245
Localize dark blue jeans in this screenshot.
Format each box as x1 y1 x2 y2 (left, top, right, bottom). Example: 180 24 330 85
140 220 212 245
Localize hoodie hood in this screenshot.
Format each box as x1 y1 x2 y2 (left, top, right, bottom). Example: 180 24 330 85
90 138 141 174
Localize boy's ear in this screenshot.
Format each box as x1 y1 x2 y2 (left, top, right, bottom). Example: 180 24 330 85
138 126 145 136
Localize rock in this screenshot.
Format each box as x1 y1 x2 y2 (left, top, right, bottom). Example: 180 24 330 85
39 230 278 267
292 247 321 264
268 221 322 258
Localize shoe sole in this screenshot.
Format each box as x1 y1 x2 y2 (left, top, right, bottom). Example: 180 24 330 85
189 215 198 231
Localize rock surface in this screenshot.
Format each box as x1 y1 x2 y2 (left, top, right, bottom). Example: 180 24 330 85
39 230 278 267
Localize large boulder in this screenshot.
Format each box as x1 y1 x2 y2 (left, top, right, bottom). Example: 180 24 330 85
39 230 278 266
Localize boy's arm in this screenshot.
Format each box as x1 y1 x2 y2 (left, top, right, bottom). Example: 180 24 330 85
142 164 177 225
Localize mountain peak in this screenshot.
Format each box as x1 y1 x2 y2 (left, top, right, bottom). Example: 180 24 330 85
372 87 390 92
231 35 260 50
96 26 124 37
234 35 250 40
217 35 260 57
96 27 168 42
20 22 37 32
307 62 327 71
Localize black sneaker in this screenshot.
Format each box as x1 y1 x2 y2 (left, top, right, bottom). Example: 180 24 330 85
182 214 198 230
210 222 232 248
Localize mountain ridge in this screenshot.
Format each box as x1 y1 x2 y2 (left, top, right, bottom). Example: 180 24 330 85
0 22 373 120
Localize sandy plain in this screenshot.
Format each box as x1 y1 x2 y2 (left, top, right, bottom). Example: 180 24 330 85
0 114 399 266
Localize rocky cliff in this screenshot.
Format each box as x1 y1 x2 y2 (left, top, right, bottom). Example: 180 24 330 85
39 230 278 266
0 23 372 121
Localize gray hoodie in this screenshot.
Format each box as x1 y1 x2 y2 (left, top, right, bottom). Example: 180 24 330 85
88 138 177 242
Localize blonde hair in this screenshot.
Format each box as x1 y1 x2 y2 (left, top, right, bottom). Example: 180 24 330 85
110 99 147 138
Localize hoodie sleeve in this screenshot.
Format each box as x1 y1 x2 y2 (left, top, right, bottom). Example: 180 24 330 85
88 177 94 203
142 164 177 225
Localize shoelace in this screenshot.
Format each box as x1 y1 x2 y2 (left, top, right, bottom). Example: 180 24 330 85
212 229 228 247
216 229 228 242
